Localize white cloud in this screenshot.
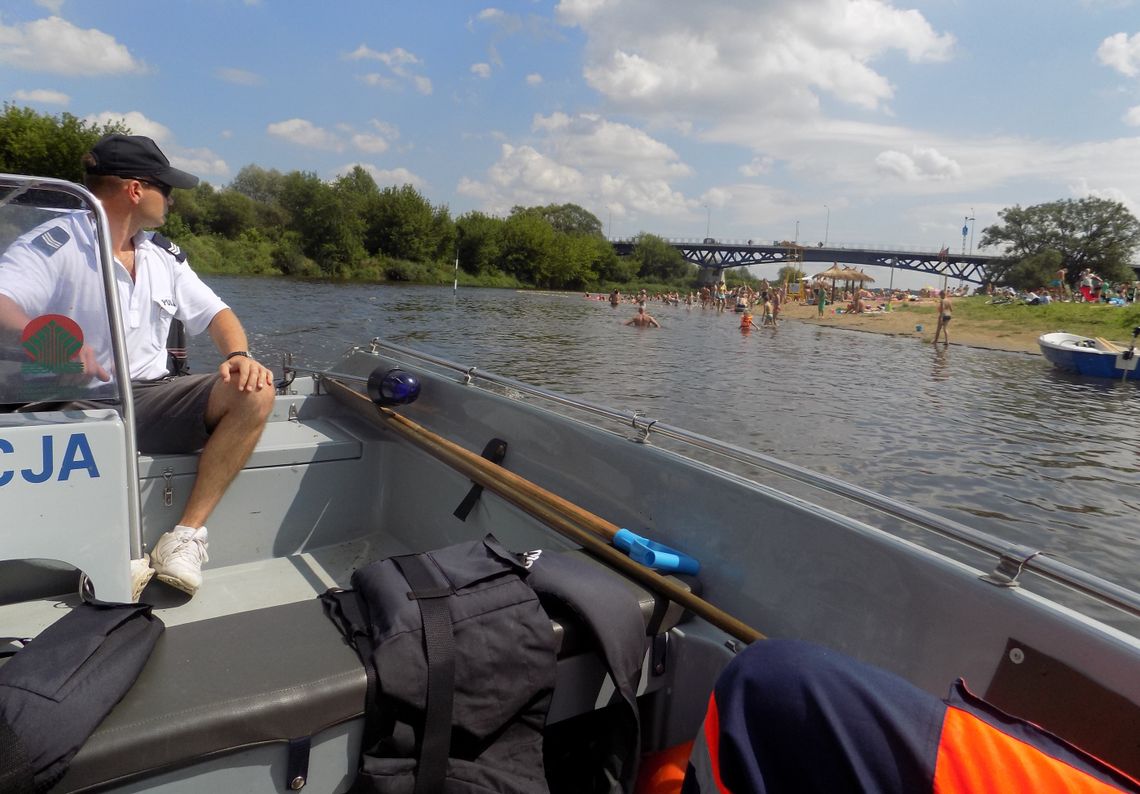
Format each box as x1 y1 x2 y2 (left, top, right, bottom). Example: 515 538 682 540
352 134 390 154
11 88 68 105
1125 106 1140 126
83 110 227 180
84 111 173 143
346 45 419 66
267 118 344 151
172 147 229 180
533 112 691 179
215 67 262 86
346 44 433 94
875 147 962 182
369 119 400 140
339 163 425 188
0 16 145 76
457 113 692 219
526 73 543 86
740 156 774 177
34 0 65 13
1097 32 1140 77
556 0 953 119
471 63 492 78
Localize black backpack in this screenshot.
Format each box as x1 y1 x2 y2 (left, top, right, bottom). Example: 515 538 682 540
321 535 646 794
0 601 164 793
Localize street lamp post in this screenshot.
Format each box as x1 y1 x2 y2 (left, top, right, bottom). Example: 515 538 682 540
962 213 976 255
703 204 711 238
794 220 799 245
968 208 976 254
824 204 830 246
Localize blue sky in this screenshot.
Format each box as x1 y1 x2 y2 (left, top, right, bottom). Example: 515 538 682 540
3 0 1140 285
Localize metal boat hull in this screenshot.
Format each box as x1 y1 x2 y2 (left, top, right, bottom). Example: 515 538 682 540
1039 332 1140 380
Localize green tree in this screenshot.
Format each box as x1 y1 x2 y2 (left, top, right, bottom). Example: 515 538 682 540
630 233 692 282
230 164 286 204
210 190 259 238
278 170 365 275
455 211 504 275
368 184 437 262
980 198 1140 287
0 104 128 182
1004 249 1063 291
776 264 806 285
167 183 218 236
499 212 556 282
513 203 604 236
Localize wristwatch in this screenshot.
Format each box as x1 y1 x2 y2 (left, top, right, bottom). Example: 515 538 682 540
225 351 251 361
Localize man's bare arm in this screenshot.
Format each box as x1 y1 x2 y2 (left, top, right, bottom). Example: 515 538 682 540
206 308 273 392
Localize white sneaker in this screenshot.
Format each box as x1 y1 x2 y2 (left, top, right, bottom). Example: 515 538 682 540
130 554 154 602
152 525 209 595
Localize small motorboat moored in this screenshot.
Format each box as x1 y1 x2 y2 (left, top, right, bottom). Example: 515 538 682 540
1038 331 1140 380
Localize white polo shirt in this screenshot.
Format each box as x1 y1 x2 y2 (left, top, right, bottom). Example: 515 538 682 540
0 211 228 382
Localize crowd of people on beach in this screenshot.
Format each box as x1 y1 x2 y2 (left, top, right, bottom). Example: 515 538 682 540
989 267 1139 306
583 276 974 350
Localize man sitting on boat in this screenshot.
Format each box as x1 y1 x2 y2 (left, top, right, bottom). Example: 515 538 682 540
0 134 274 599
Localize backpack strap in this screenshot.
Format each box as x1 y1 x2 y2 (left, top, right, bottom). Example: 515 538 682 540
319 588 384 752
390 553 456 794
528 553 648 792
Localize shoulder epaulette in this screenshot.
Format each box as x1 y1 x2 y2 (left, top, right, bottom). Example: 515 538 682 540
149 233 187 263
30 226 71 257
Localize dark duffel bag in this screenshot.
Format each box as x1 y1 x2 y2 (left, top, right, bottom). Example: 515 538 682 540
323 535 558 793
0 601 164 793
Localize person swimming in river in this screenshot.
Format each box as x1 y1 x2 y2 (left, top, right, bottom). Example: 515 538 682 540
740 308 753 331
625 305 661 328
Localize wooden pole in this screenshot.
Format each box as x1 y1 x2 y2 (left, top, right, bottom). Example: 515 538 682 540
325 376 765 644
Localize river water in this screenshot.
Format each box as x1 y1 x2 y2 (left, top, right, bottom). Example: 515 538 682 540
198 278 1140 599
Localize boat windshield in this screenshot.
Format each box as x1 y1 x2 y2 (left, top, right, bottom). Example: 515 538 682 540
0 180 123 410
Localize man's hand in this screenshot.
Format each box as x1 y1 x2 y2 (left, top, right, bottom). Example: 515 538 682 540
61 344 111 385
218 355 273 392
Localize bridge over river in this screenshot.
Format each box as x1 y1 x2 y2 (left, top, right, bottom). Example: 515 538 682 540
610 238 998 285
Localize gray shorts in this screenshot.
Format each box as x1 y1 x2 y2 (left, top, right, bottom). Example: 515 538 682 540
132 374 216 454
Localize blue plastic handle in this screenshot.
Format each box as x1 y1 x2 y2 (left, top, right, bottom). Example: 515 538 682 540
613 529 700 575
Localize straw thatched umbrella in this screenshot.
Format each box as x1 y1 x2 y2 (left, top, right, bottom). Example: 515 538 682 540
839 268 875 298
814 264 847 302
842 268 875 283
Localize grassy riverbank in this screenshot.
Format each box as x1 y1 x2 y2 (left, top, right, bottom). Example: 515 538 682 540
783 297 1140 354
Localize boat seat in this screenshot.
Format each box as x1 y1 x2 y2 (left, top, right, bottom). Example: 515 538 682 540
56 556 691 792
136 415 362 479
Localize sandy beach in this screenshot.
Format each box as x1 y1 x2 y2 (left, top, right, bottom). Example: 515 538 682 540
779 299 1042 355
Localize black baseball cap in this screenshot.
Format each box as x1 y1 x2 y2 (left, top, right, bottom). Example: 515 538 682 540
85 134 199 190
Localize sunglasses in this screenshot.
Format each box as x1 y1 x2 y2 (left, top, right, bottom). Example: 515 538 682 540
129 177 173 198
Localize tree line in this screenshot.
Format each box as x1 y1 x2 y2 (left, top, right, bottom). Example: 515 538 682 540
0 104 697 290
3 105 1138 291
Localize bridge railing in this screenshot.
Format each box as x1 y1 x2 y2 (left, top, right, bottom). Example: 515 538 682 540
608 237 995 257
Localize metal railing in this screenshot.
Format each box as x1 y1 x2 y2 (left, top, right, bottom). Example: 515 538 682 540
0 174 144 559
305 338 1140 619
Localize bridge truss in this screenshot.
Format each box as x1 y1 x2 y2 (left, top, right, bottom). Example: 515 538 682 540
611 239 997 284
